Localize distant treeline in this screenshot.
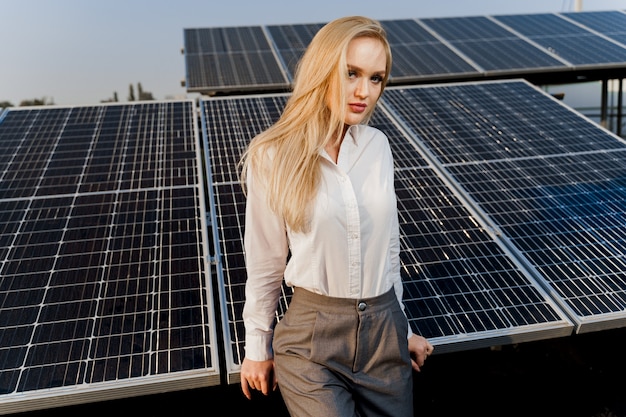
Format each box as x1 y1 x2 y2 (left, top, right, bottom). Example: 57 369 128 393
1 82 154 108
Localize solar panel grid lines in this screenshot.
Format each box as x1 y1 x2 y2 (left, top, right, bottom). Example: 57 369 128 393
183 26 290 93
380 79 626 333
383 79 626 165
557 11 626 46
183 10 626 94
483 14 574 67
199 94 292 382
0 100 220 414
419 15 567 73
369 106 572 350
493 13 626 66
560 10 626 46
265 23 325 82
392 168 568 337
379 19 480 81
201 91 574 365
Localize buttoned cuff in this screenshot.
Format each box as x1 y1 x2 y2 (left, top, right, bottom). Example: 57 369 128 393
244 333 274 362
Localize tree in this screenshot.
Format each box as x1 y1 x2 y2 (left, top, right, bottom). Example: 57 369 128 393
137 82 154 101
0 101 13 108
122 83 155 102
100 92 120 103
19 97 54 106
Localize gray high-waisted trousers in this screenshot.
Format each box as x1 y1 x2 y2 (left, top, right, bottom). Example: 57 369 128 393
273 287 413 417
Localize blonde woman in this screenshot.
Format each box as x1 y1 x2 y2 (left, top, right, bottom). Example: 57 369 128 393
239 15 434 417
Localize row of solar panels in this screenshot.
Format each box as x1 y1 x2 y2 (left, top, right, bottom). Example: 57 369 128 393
1 79 626 413
183 10 626 94
204 79 626 384
0 101 219 414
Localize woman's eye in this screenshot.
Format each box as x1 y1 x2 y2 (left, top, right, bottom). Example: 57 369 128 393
348 70 357 78
371 75 383 83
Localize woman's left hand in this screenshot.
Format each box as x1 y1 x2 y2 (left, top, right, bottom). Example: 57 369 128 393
408 334 434 372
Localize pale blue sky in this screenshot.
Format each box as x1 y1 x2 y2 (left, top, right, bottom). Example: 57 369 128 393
1 0 625 105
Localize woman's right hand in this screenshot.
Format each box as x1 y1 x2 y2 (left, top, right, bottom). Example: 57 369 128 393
240 357 278 399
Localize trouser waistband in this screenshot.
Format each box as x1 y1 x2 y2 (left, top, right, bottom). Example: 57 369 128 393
290 287 397 314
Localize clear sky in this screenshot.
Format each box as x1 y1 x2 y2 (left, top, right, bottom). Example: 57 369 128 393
2 0 625 106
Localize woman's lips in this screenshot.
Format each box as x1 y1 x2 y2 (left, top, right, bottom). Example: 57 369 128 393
349 103 367 113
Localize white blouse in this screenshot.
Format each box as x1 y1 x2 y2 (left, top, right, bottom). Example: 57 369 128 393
243 124 411 361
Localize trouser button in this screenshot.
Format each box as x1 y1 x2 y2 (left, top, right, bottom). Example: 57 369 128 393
358 302 367 311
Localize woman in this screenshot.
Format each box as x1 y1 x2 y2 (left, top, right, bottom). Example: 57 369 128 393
239 15 434 417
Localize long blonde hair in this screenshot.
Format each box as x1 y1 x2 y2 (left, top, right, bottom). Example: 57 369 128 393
239 16 392 232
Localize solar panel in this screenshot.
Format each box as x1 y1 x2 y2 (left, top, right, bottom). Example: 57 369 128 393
419 16 567 72
266 23 325 82
372 105 571 348
393 167 569 342
561 10 626 46
183 27 289 93
184 10 626 94
382 80 626 333
0 101 219 414
446 153 626 329
380 19 479 82
494 13 626 65
201 92 573 375
267 20 480 83
200 95 291 383
383 80 626 166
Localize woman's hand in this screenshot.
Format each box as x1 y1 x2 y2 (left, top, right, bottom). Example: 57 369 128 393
408 334 434 372
240 357 278 399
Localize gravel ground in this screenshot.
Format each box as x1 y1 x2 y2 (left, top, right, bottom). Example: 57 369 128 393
9 326 626 417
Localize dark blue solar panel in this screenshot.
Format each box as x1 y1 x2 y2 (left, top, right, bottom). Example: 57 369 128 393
604 33 626 45
381 20 479 79
266 23 324 80
0 102 219 413
384 19 441 43
421 16 520 41
420 16 566 71
267 23 323 50
561 11 626 47
561 10 626 35
495 13 626 65
389 43 479 79
201 95 292 381
185 10 626 93
370 107 570 344
382 80 626 331
381 81 626 165
447 153 626 320
183 27 289 92
268 20 480 82
202 93 572 368
498 13 591 36
184 26 272 55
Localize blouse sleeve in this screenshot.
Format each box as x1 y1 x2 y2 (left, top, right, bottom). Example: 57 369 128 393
242 167 290 361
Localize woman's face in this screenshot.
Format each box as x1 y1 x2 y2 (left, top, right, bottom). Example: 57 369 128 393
341 36 387 126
